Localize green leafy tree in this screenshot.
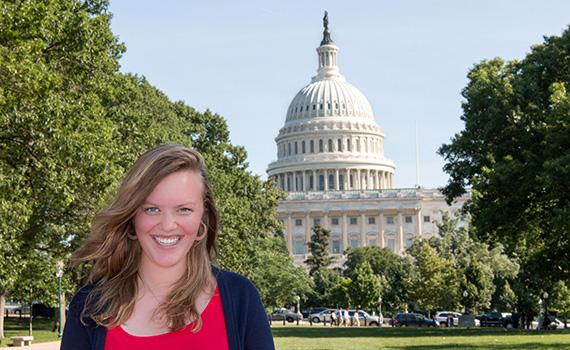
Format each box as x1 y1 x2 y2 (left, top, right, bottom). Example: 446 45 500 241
438 26 570 290
249 235 313 309
344 246 411 312
348 261 381 309
329 277 352 308
305 226 334 276
406 241 460 312
307 268 342 307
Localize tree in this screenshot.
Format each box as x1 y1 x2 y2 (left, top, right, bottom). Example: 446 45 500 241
329 277 352 308
438 26 570 286
305 226 334 276
249 235 313 309
348 261 382 310
344 246 411 312
406 241 460 312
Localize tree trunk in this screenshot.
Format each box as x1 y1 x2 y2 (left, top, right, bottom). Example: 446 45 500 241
0 290 5 343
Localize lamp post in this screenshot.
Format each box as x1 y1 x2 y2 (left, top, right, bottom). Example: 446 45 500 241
55 261 64 338
463 290 468 314
542 291 548 320
378 296 383 326
294 296 301 325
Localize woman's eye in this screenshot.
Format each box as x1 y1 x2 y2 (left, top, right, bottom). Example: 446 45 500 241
144 207 160 214
179 207 193 214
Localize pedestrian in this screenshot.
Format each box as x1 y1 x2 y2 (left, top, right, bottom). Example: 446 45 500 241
343 308 350 327
61 144 274 350
512 308 520 329
353 310 360 327
447 313 453 328
330 309 337 326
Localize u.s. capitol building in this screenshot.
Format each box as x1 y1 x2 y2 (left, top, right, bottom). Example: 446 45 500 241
267 14 468 266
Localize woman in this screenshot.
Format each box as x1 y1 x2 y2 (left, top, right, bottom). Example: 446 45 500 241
61 144 274 350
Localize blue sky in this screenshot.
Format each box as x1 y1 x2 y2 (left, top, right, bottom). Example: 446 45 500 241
108 1 570 188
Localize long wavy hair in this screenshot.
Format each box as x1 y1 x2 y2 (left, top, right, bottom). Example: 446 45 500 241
72 144 219 332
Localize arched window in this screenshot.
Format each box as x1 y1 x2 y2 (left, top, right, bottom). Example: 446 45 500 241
337 139 342 152
294 142 298 154
319 139 324 152
302 140 306 153
347 139 352 152
319 175 325 191
328 174 334 190
339 174 345 190
328 139 333 152
310 140 314 153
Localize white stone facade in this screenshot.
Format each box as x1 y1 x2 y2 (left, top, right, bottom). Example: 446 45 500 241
266 18 469 266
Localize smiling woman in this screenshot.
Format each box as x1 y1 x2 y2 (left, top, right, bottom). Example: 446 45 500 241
61 144 274 350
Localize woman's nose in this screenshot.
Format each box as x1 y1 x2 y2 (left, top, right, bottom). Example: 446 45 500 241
159 211 177 231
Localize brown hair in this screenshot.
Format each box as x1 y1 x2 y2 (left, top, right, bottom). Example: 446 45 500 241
72 144 219 331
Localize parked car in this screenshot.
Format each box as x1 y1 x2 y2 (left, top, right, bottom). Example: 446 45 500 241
434 311 462 327
477 312 511 327
268 308 302 323
309 309 337 323
392 313 437 327
539 315 565 330
302 307 328 319
348 310 380 326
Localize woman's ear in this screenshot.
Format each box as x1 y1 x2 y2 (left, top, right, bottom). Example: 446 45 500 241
196 222 208 240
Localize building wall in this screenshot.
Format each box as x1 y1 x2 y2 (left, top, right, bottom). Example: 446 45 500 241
277 188 469 267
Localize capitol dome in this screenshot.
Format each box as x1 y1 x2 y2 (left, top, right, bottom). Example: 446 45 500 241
267 14 396 192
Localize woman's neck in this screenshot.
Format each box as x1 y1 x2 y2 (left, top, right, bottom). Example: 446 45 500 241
138 260 186 293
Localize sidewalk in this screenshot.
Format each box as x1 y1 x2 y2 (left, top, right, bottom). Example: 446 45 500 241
19 341 60 350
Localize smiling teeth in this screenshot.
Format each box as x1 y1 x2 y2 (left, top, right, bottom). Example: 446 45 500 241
154 236 180 246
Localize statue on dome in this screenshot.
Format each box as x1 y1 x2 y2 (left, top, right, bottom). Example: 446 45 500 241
321 11 333 45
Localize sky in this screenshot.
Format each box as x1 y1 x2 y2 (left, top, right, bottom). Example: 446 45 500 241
108 0 570 188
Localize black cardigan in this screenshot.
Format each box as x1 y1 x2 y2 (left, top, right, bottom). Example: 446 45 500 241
61 267 275 350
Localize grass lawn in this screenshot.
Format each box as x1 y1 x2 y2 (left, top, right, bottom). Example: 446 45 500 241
0 317 59 348
272 325 570 350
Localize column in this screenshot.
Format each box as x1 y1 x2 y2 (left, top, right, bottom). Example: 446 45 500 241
305 212 311 243
416 208 422 238
287 214 293 253
360 212 366 247
367 169 371 189
342 213 348 253
292 172 297 192
324 169 329 192
303 171 307 192
397 211 404 255
313 170 317 191
375 171 380 190
356 169 361 190
284 173 289 192
379 211 385 247
324 212 330 230
346 169 351 190
335 169 340 191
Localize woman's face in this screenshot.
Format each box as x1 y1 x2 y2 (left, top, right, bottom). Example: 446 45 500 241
134 170 206 272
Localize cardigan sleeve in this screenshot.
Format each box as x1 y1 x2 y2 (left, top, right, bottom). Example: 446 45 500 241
243 281 274 350
61 285 95 350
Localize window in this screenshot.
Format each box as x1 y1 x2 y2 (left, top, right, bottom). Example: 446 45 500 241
368 216 376 225
331 217 339 226
288 143 291 155
312 104 316 110
302 141 306 153
319 139 324 152
331 240 341 254
320 103 323 110
319 175 325 191
350 239 359 249
328 174 334 190
405 216 412 223
294 142 298 154
423 215 431 223
405 239 413 249
310 140 314 153
339 175 345 190
295 219 302 226
337 139 342 152
387 239 396 252
293 240 305 255
313 218 321 227
350 217 357 225
368 238 377 246
328 139 333 152
347 139 352 151
386 216 394 225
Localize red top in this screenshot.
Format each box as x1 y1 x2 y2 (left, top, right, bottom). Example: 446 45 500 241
104 287 228 350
